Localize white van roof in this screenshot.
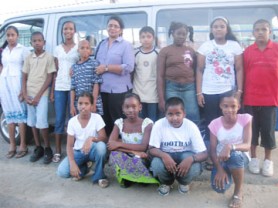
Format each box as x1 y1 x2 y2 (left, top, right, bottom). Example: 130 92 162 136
4 0 277 22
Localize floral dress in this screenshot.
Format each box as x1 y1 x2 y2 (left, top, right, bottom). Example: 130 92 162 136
109 118 159 185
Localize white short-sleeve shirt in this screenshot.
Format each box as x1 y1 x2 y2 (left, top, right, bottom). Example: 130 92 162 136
54 44 79 91
149 117 206 153
197 40 243 94
208 114 252 156
67 113 105 150
1 43 30 77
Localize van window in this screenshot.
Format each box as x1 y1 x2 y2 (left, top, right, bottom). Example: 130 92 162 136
157 7 278 50
57 12 147 51
0 19 44 49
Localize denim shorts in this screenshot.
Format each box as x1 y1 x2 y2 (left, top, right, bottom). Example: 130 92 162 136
27 96 49 129
211 151 248 193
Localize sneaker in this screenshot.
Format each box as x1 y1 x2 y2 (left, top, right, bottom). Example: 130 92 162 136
158 184 171 196
43 147 53 164
178 184 189 194
248 158 260 174
30 146 44 162
262 159 274 177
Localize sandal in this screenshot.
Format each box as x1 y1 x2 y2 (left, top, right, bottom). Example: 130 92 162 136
52 153 61 163
6 150 16 159
15 148 28 158
229 195 242 208
204 161 214 171
98 179 109 188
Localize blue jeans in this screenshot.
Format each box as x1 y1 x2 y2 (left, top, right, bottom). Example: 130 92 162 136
150 151 202 185
165 80 200 125
57 142 107 183
54 90 70 134
211 151 249 193
140 102 159 122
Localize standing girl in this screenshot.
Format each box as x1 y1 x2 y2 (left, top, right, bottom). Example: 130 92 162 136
157 21 200 125
51 21 79 163
209 91 252 208
196 17 244 169
57 92 108 187
0 26 30 158
95 15 135 136
107 93 159 187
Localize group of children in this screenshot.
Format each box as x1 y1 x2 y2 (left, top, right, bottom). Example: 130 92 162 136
0 16 277 208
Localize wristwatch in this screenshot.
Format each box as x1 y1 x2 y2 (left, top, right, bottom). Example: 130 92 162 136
231 144 236 151
105 65 109 72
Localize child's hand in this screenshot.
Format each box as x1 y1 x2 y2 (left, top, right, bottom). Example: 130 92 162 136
197 94 205 107
162 154 177 174
24 95 33 105
70 163 81 178
132 151 148 159
82 137 93 154
213 167 229 190
158 99 165 113
95 65 106 75
91 104 96 113
50 91 54 102
107 140 121 151
177 157 193 177
70 105 77 116
218 144 231 162
18 91 24 102
32 95 41 106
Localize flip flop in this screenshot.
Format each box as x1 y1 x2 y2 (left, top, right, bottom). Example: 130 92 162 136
229 195 242 208
6 150 16 159
15 148 28 158
204 161 214 171
98 179 109 188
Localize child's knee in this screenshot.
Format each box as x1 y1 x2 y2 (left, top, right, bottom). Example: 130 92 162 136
94 141 107 157
57 166 70 178
150 157 166 175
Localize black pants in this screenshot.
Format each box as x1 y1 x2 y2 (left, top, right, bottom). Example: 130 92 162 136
101 90 131 136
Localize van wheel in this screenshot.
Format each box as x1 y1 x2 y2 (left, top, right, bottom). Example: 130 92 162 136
0 107 33 145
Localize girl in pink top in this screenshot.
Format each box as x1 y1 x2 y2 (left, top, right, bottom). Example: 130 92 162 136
208 91 252 208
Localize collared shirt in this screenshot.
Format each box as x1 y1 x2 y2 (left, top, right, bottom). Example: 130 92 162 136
96 37 134 93
23 51 56 97
1 43 30 77
244 40 278 106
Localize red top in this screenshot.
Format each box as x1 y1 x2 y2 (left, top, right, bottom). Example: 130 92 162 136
243 40 278 106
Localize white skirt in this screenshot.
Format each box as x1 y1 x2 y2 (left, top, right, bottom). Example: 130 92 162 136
0 75 27 124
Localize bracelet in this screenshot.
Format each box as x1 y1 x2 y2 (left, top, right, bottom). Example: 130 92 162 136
105 65 109 72
237 89 243 93
231 144 236 151
196 92 202 96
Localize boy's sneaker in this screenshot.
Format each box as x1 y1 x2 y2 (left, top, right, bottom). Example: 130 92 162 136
158 184 171 196
30 146 44 162
178 184 189 194
262 159 274 177
248 158 260 174
43 147 53 164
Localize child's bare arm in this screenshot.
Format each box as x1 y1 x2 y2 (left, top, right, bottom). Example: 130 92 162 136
196 54 206 107
70 90 76 116
22 72 32 104
92 83 99 112
67 134 81 178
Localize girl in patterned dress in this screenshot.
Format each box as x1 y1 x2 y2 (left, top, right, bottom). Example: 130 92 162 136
108 93 159 187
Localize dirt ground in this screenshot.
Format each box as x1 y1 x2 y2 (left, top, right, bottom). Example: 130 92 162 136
0 133 278 208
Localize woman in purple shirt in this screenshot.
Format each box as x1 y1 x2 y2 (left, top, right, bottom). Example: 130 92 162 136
95 15 135 135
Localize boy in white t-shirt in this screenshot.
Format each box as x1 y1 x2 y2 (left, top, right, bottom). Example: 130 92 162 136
209 91 252 208
149 97 208 196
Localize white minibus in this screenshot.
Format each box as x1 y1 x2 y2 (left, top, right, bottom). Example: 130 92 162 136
0 0 277 143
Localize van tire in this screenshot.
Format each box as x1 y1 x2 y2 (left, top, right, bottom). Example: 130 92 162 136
0 107 33 145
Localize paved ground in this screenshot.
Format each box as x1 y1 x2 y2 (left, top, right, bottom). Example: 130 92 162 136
0 133 278 208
